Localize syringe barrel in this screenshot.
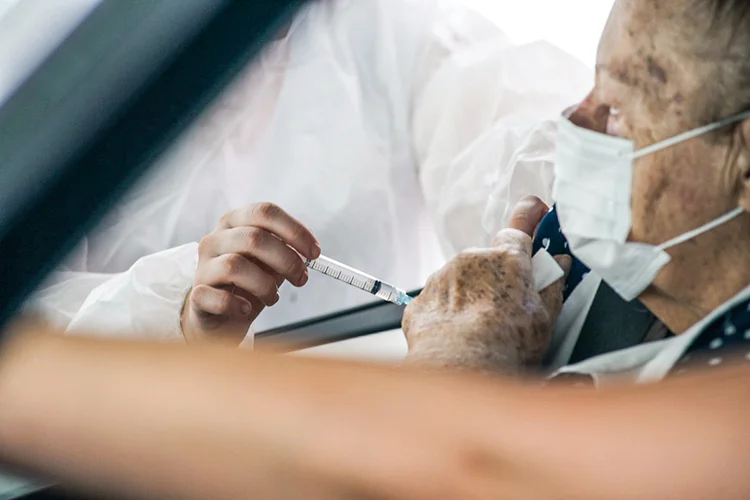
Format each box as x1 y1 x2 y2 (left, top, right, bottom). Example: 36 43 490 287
305 255 378 293
305 254 413 306
373 282 397 303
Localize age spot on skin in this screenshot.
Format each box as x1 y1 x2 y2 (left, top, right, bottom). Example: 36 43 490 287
647 56 668 85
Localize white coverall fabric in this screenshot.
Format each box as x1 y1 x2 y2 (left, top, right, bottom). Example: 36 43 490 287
23 0 592 340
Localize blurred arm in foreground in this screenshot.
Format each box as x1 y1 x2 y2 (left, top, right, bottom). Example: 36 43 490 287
0 322 748 500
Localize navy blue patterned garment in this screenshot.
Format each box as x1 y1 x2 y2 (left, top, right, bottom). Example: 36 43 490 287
532 205 590 301
672 296 750 375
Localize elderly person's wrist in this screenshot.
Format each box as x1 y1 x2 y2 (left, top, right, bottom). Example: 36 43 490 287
405 334 528 377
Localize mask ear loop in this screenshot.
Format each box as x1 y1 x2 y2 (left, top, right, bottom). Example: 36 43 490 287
619 110 750 249
657 207 746 251
629 109 750 160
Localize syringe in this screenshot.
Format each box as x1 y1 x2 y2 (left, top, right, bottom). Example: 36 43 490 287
304 254 413 306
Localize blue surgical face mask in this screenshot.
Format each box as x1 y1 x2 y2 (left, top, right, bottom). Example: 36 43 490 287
553 110 750 301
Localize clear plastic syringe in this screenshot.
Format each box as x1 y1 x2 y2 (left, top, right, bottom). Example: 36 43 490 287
304 254 413 306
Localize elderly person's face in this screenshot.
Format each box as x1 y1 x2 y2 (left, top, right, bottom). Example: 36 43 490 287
568 0 750 332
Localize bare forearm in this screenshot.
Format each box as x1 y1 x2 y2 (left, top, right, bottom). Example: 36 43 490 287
1 330 749 500
472 367 750 500
0 333 384 499
0 331 500 500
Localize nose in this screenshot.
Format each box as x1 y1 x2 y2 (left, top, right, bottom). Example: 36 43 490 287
566 93 609 133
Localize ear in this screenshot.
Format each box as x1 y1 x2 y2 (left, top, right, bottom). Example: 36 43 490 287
736 117 750 212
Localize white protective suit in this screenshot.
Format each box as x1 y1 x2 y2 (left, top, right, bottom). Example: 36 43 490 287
21 0 592 340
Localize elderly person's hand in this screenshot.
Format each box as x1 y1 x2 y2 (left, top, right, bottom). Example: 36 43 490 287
403 196 571 375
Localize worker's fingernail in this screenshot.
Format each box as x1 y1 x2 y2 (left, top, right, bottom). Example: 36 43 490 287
240 303 252 316
312 242 321 259
299 271 309 286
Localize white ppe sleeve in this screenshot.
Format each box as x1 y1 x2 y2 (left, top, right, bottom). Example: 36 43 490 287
412 32 592 256
25 243 198 340
479 119 559 236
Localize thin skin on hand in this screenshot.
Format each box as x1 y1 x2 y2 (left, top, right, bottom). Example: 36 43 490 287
403 196 571 375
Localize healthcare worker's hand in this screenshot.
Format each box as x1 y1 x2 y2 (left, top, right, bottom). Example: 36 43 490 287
182 203 321 344
402 196 571 375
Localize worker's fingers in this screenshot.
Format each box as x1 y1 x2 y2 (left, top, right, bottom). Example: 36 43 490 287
538 254 572 319
507 195 550 238
189 284 253 322
228 262 284 313
257 260 287 289
197 254 281 307
217 203 321 260
209 227 309 287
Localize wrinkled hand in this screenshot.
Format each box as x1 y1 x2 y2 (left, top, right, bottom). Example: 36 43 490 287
403 196 571 375
182 203 320 345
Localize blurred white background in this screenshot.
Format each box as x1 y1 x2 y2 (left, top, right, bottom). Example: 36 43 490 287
0 0 614 112
465 0 615 68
